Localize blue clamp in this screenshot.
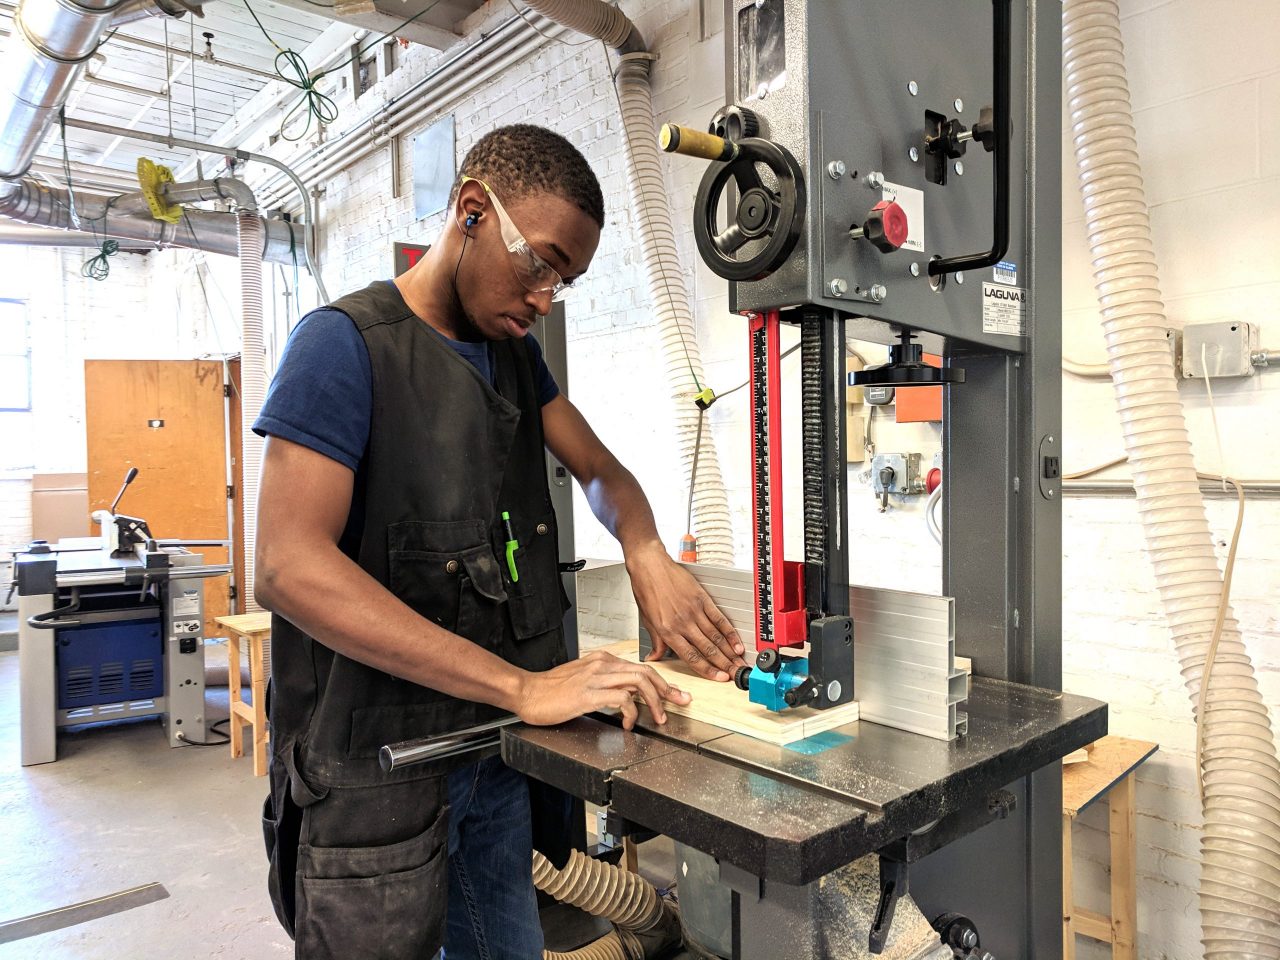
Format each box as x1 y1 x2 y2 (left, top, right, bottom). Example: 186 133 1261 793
746 656 809 712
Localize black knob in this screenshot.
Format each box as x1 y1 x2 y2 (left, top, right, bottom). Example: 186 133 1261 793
755 648 780 674
972 105 997 153
709 104 760 142
733 665 752 690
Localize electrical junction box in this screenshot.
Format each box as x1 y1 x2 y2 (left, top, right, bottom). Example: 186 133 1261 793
1181 321 1257 379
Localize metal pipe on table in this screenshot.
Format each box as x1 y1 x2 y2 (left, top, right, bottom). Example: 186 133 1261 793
380 715 523 772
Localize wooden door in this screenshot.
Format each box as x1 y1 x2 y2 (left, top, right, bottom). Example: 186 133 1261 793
84 359 232 636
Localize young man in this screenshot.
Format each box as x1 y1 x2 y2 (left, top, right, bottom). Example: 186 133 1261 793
255 124 747 959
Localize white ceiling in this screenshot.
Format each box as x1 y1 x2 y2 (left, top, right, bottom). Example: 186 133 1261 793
0 0 486 190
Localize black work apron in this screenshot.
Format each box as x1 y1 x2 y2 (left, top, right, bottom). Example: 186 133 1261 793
260 280 570 956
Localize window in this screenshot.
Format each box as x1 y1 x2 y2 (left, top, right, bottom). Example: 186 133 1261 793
0 299 32 411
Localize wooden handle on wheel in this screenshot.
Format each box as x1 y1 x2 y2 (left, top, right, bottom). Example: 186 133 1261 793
659 123 738 162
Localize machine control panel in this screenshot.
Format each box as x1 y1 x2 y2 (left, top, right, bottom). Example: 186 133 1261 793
871 452 923 512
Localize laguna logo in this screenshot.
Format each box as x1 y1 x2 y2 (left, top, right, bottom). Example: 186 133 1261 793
984 286 1025 303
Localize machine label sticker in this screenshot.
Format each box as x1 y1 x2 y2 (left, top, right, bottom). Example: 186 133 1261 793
173 592 200 616
994 260 1018 285
881 182 924 252
982 282 1027 336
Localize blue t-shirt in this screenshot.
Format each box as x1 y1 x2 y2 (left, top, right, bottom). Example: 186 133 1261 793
253 288 560 470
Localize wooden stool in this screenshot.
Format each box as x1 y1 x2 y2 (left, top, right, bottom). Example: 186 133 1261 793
214 612 273 777
1062 735 1159 960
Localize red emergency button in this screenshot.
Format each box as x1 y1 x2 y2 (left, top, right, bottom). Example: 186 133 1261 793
926 467 942 493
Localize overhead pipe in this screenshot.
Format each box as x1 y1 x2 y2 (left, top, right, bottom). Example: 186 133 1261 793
0 176 305 263
0 221 151 248
106 0 201 26
1063 2 1280 955
249 12 558 210
519 0 735 564
110 176 259 216
0 0 193 181
59 115 329 301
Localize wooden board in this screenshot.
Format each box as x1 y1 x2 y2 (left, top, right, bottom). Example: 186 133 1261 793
85 359 231 637
1062 735 1159 816
597 641 859 746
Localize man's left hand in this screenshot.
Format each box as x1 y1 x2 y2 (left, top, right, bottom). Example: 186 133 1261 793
625 542 748 681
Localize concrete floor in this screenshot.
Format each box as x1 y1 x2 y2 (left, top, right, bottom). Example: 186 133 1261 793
0 649 290 960
0 649 685 960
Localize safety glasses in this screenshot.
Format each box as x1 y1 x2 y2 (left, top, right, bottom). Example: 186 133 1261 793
462 176 571 302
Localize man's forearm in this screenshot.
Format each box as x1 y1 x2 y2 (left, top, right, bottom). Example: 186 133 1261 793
581 460 664 558
257 543 527 712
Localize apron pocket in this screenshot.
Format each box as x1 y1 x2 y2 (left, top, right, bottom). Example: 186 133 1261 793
296 810 448 960
504 514 566 642
389 520 507 644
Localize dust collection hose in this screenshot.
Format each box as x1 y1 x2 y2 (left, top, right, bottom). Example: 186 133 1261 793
521 0 734 565
533 849 666 931
1063 2 1280 955
237 211 267 614
533 848 668 960
542 929 643 960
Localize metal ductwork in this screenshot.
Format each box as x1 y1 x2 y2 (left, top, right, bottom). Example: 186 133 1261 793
0 0 196 181
0 221 150 248
0 176 306 263
106 0 202 27
0 0 319 272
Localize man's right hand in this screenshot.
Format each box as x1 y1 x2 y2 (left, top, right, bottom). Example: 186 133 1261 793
515 651 691 731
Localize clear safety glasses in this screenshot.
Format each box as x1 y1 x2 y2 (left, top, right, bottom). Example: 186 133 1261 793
462 176 571 302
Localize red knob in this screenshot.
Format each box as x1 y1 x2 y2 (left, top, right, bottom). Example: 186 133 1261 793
926 467 942 493
862 200 909 253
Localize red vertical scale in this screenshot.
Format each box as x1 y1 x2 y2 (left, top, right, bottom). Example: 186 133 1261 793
749 310 806 653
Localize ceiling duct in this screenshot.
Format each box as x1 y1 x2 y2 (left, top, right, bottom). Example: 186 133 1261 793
0 0 199 181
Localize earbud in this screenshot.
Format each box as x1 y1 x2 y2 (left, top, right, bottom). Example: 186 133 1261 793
464 213 478 228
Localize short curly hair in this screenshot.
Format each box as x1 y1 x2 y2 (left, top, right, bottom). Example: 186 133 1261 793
450 124 604 228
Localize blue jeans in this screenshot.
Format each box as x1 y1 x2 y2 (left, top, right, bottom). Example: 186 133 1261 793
440 756 544 960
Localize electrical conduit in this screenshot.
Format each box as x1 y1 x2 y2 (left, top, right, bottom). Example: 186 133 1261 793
522 0 734 565
237 211 267 614
1063 2 1280 955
